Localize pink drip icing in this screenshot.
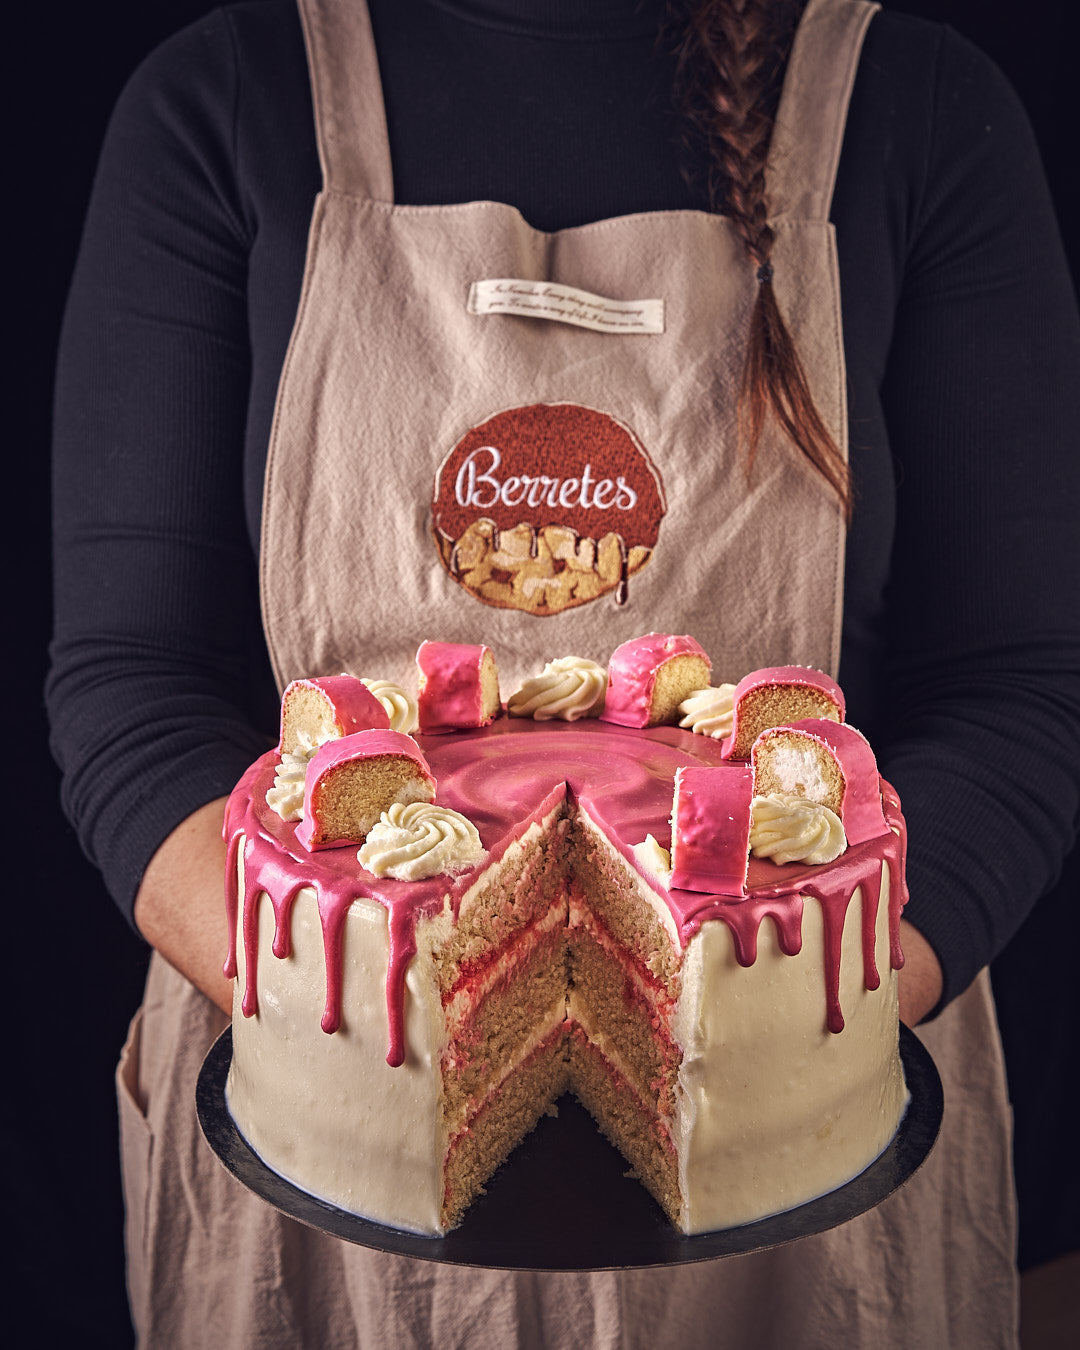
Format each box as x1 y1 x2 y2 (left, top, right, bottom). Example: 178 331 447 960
240 844 263 1018
861 867 882 993
671 814 906 1035
222 723 909 1063
222 826 242 982
317 886 349 1035
716 895 805 967
271 887 295 959
385 907 418 1067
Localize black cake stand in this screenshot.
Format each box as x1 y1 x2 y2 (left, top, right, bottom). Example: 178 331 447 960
197 1024 941 1270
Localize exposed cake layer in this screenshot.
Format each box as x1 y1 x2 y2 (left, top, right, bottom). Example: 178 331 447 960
426 811 569 998
443 1030 569 1231
567 1023 683 1227
440 901 569 1135
568 920 680 1119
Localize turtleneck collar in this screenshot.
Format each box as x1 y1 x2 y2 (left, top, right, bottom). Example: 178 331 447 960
420 0 668 41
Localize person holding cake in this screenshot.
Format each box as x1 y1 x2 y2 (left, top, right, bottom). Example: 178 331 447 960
48 1 1079 1347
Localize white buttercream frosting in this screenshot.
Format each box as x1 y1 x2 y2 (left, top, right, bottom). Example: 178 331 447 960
507 656 607 721
678 684 737 738
358 802 486 880
632 833 673 888
361 678 419 734
749 793 846 865
266 733 320 821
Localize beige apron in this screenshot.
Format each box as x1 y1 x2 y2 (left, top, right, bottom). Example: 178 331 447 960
118 0 1019 1344
260 0 858 690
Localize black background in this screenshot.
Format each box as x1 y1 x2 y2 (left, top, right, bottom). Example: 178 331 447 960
8 3 1076 1345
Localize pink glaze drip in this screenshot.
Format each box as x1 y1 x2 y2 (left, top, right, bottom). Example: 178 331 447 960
416 640 498 732
861 876 882 993
223 720 908 1064
600 633 710 728
719 664 844 760
384 905 418 1066
311 886 345 1033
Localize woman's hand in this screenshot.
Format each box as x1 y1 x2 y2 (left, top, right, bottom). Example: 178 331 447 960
134 797 233 1015
897 919 944 1027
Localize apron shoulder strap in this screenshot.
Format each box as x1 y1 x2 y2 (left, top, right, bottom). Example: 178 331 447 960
297 0 394 200
299 0 875 216
768 0 880 222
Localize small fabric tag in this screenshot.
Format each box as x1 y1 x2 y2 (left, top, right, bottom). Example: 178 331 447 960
468 279 664 335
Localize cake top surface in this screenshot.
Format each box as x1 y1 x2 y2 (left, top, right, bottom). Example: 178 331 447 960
225 714 905 1062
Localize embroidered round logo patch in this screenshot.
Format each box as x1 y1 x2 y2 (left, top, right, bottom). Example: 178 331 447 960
432 403 666 616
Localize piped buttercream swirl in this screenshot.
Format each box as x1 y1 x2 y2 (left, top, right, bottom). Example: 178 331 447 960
749 794 846 865
508 656 607 721
265 735 319 821
678 684 737 739
632 833 673 888
360 678 418 734
358 802 486 880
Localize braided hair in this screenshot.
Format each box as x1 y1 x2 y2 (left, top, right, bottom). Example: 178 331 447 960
670 0 853 520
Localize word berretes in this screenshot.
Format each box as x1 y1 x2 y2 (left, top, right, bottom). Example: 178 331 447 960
455 446 640 513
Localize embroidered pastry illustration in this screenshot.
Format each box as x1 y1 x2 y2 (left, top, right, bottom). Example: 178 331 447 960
431 402 666 615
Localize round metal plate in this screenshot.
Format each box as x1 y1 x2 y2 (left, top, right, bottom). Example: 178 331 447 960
197 1025 942 1270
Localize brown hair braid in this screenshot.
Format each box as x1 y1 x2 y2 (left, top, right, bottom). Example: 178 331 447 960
670 0 853 521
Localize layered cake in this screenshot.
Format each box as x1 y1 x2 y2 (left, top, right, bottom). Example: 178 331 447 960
223 641 909 1236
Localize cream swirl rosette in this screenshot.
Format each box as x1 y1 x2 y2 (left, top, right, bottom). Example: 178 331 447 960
678 684 737 739
359 677 418 734
358 802 486 880
632 833 673 888
749 793 846 866
265 749 311 821
507 656 607 721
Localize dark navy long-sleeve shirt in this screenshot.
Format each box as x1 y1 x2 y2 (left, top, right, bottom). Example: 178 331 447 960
49 0 1080 1010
